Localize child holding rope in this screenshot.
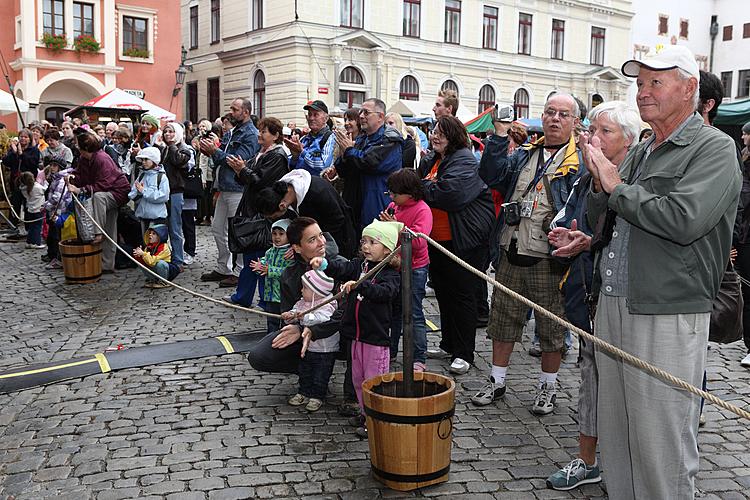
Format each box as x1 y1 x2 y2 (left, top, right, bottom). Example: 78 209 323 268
18 171 47 249
42 155 73 269
283 269 338 413
250 218 294 334
310 220 403 437
133 223 180 289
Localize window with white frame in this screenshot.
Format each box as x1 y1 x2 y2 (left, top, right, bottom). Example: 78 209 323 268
444 0 461 44
341 0 364 29
403 0 420 38
43 0 65 36
483 6 497 50
514 88 529 119
339 66 366 109
73 2 94 38
118 5 155 62
441 79 458 94
253 70 266 118
211 0 220 44
123 16 148 51
399 75 419 101
518 13 532 55
251 0 263 31
478 85 495 114
189 6 198 49
551 19 564 60
590 27 605 66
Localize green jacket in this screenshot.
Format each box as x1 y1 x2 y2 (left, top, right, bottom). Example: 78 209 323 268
587 113 741 314
261 245 293 303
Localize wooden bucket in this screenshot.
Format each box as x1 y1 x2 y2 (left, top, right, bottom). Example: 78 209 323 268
362 371 455 491
59 240 102 284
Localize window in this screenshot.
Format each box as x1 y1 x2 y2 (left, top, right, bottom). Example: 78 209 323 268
744 23 750 38
403 0 420 38
478 85 495 114
341 0 363 28
208 78 220 120
123 16 148 51
251 0 263 30
721 71 733 98
483 6 498 50
186 82 198 124
591 94 604 109
633 44 649 60
680 19 688 39
253 71 266 118
441 79 458 93
189 6 198 49
658 15 668 36
738 70 750 98
45 107 68 127
444 0 461 44
518 13 532 55
399 75 419 101
514 88 529 119
723 25 732 41
551 19 564 60
590 27 605 66
73 2 94 38
211 0 220 44
43 0 65 36
339 66 365 109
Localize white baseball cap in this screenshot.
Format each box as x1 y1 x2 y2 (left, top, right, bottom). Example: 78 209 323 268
621 45 699 80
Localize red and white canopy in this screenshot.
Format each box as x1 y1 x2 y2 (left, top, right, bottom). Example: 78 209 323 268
78 88 175 121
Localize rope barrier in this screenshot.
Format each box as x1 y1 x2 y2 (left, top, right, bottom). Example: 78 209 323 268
415 232 750 422
0 160 46 224
69 192 400 322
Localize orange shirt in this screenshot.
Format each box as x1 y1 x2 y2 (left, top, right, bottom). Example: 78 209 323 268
424 159 452 241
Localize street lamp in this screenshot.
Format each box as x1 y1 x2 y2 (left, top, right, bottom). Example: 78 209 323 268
172 45 191 97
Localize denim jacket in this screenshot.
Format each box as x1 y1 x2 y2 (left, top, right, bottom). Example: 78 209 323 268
212 120 260 192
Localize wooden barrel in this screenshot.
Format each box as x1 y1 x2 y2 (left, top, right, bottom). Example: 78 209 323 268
362 371 455 491
59 240 102 284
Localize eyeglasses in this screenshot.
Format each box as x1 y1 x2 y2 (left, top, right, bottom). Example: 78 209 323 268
359 108 379 117
543 108 573 120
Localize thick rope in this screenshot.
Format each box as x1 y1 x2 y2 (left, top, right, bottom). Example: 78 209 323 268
0 160 46 224
417 232 750 422
70 192 399 321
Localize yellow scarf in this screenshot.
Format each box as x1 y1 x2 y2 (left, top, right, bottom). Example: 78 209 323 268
521 134 580 179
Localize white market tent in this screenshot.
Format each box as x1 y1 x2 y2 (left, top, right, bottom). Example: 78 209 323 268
66 88 175 122
0 89 30 113
387 99 475 123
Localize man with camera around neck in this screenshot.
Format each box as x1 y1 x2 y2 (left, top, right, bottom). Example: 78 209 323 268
476 93 585 415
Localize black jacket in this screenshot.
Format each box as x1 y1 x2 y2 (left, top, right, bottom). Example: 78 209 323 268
323 257 400 347
419 147 495 252
3 146 41 176
159 142 192 194
402 135 417 169
297 176 357 258
236 146 289 218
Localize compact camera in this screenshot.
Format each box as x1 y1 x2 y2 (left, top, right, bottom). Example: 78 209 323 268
494 104 514 123
503 202 522 226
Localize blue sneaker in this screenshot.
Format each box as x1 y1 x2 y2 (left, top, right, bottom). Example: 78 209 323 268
546 458 601 491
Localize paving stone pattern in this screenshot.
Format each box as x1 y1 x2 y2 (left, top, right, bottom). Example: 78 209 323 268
1 227 749 499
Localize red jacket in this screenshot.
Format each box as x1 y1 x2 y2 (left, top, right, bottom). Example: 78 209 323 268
72 150 130 206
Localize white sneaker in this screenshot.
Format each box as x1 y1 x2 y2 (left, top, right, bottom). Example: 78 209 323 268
426 348 450 359
449 358 471 375
741 352 750 368
183 254 194 265
531 381 557 415
26 243 46 250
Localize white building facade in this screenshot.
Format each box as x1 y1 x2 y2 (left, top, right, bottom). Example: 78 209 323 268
181 0 634 126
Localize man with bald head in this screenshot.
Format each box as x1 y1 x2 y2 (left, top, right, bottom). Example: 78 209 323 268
476 92 585 415
585 46 740 499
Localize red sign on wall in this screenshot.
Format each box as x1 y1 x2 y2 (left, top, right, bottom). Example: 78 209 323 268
318 87 329 94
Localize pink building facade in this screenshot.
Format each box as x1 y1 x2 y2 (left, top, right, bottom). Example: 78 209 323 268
0 0 182 130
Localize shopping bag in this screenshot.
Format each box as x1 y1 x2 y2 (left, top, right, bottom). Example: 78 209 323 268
74 196 96 243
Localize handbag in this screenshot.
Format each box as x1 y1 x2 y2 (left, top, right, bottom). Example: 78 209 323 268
73 195 96 243
709 261 744 344
183 166 203 199
228 214 271 253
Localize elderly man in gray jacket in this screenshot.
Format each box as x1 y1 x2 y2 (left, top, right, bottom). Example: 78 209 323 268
585 46 741 499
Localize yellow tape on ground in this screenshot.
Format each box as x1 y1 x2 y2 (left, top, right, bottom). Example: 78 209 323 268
216 336 235 354
0 358 97 379
94 353 111 373
426 319 438 331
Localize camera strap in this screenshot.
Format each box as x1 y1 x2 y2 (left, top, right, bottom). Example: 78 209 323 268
518 146 562 201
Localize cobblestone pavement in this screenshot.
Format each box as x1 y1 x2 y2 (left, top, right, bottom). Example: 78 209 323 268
1 226 749 499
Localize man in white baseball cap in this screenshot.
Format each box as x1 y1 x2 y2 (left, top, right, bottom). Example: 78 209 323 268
583 43 741 499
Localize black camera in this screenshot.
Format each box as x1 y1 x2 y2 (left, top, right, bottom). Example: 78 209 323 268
503 202 521 226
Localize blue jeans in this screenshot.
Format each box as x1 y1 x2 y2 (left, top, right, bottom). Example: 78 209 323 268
167 193 184 266
390 265 428 364
231 250 266 307
25 212 43 245
141 260 169 281
298 351 337 400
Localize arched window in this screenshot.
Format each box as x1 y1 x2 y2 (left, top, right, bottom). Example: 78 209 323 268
339 66 366 109
399 75 419 101
591 93 604 109
253 70 266 118
478 84 495 114
514 88 529 119
441 79 458 93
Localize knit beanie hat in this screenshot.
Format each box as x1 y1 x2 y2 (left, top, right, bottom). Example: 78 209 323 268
361 220 404 251
47 155 68 169
141 114 160 129
136 146 162 165
301 269 334 298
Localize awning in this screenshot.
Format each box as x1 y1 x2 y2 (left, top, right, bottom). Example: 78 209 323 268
715 99 750 126
0 89 29 113
464 107 494 133
66 88 175 121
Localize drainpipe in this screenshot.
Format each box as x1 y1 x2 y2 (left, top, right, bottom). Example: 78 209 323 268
709 16 718 73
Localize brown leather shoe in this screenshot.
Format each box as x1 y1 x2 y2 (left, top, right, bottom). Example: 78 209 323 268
200 270 231 282
218 275 239 288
